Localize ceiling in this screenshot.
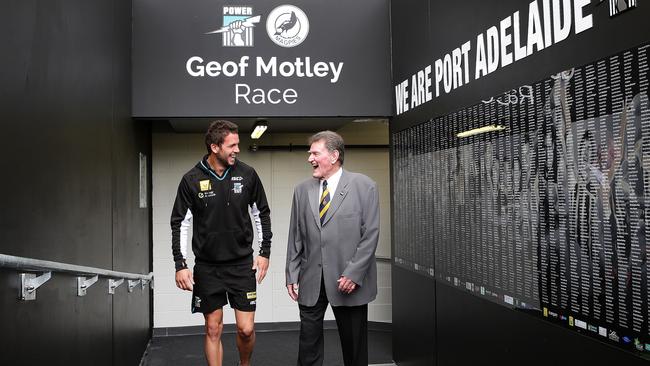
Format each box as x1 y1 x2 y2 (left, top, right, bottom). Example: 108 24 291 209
147 117 388 134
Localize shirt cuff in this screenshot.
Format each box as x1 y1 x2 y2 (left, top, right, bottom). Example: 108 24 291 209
175 259 188 272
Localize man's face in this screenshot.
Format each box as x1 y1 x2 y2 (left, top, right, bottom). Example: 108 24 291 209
308 140 338 179
212 132 240 167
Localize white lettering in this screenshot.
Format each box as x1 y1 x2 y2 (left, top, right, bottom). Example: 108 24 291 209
279 61 295 77
238 56 249 77
395 80 409 115
461 41 471 84
257 57 277 77
186 56 251 77
527 0 545 55
329 62 343 83
542 0 553 47
235 83 250 104
254 57 343 83
500 16 513 67
424 65 433 102
417 71 426 106
434 58 443 97
553 0 571 44
235 84 299 105
519 85 534 104
410 74 418 109
475 33 487 80
224 7 252 15
442 53 453 93
205 61 221 77
512 11 527 61
222 61 238 77
284 88 298 104
573 0 592 34
267 88 282 104
186 56 204 77
451 48 463 89
486 26 500 74
313 62 328 77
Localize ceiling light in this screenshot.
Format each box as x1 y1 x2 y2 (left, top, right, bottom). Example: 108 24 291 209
456 124 505 138
251 120 268 139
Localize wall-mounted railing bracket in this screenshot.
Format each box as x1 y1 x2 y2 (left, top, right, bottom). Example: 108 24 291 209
108 278 124 295
128 279 141 293
141 278 150 290
20 272 52 301
77 275 99 296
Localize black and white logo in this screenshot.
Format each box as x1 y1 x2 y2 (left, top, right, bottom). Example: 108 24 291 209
266 5 309 47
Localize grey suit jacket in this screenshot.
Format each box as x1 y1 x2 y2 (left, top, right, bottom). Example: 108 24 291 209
286 169 380 307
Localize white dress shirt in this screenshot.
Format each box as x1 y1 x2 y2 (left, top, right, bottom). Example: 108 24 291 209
319 167 343 201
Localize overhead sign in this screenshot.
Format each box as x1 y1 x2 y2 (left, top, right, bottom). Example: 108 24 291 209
394 0 640 116
133 0 391 118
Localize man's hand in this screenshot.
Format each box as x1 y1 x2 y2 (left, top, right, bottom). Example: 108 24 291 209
337 276 357 294
175 269 194 291
287 283 299 301
253 256 269 284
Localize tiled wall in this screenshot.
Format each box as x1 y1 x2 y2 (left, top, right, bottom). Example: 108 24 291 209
152 122 391 328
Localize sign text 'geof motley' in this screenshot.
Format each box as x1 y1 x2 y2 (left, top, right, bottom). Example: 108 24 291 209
187 56 344 105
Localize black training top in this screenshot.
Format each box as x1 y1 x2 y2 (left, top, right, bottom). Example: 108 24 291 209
171 155 272 269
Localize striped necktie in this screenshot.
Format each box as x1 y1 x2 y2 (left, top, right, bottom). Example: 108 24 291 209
319 180 330 225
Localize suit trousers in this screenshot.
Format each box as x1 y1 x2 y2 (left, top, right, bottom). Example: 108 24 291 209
297 278 368 366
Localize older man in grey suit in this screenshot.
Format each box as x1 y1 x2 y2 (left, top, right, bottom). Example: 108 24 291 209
286 130 380 366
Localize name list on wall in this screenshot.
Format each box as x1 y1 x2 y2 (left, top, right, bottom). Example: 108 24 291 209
393 42 650 356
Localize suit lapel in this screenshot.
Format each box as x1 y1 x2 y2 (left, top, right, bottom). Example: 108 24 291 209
322 170 350 226
308 179 321 228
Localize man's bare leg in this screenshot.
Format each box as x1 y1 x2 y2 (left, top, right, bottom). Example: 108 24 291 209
204 308 224 366
234 310 256 366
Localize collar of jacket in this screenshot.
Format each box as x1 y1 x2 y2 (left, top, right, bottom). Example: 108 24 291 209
198 154 234 181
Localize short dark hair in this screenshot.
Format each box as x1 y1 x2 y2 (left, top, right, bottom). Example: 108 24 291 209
308 130 345 165
205 120 238 153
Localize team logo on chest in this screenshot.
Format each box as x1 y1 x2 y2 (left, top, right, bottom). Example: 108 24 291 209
232 176 244 194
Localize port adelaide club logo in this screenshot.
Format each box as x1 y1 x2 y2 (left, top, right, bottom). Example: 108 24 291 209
205 5 309 48
265 5 309 48
205 6 260 47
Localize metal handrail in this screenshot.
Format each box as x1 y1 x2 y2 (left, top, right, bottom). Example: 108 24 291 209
0 253 153 300
0 254 152 280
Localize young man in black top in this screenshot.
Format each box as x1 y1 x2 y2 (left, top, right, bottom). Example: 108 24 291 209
171 120 272 366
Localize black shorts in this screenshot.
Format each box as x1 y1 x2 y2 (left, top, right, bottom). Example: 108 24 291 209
191 263 257 313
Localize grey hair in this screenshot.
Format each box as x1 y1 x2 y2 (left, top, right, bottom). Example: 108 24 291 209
308 130 345 165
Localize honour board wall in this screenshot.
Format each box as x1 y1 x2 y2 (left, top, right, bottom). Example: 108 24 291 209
392 42 650 365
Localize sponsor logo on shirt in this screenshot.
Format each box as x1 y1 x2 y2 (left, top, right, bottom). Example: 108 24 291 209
198 191 216 199
200 180 212 191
